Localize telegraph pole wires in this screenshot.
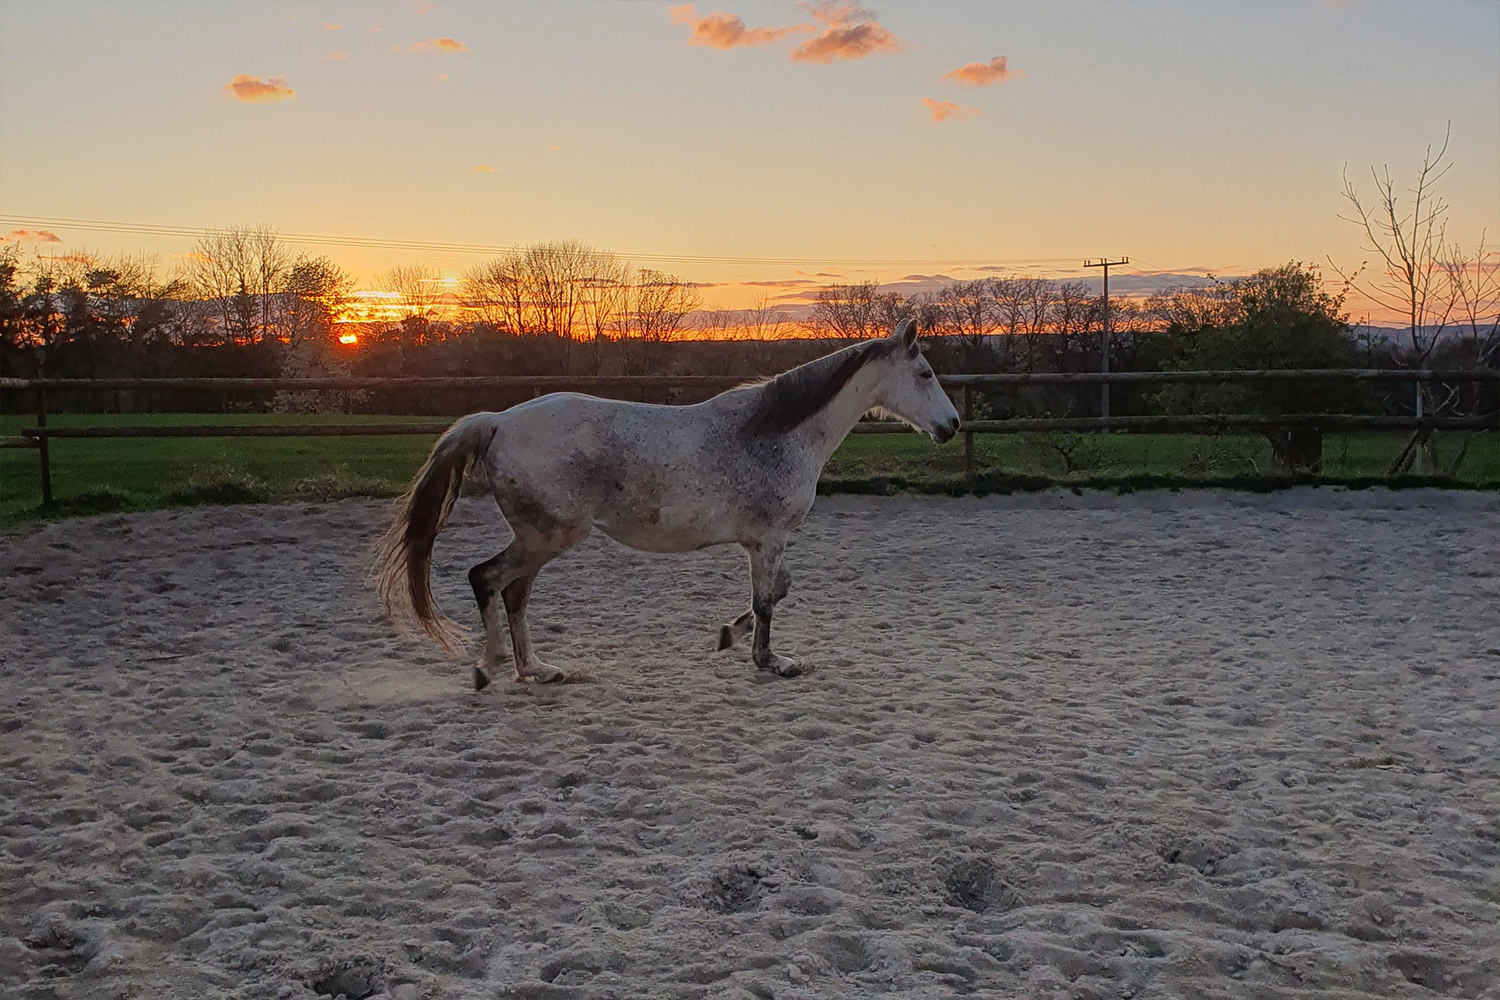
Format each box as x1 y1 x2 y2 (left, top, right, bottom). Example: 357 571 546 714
1083 257 1129 418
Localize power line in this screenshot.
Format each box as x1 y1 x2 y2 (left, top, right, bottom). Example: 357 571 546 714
1122 257 1228 293
0 213 1087 269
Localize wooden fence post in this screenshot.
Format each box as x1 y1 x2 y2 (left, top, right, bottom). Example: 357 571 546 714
36 388 52 507
963 386 975 484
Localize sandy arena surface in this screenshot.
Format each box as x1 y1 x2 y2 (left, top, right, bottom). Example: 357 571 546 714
2 489 1498 1000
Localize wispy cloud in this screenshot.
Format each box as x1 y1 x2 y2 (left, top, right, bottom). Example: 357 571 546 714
224 75 296 103
669 3 811 49
323 21 343 31
409 37 467 53
473 163 497 173
922 97 978 123
942 56 1020 87
323 50 348 62
548 144 561 151
0 228 61 244
790 2 902 63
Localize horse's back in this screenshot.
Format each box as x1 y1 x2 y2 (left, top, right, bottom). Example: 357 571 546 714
476 390 809 550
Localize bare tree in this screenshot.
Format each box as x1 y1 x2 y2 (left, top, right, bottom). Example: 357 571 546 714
1018 276 1057 372
523 240 593 338
742 293 792 341
1049 280 1097 368
690 307 740 340
284 256 353 352
461 254 529 334
384 263 442 322
1332 124 1460 365
186 225 291 344
1442 232 1499 366
804 281 886 340
250 225 291 342
187 228 254 343
627 269 700 343
577 250 633 344
929 279 995 370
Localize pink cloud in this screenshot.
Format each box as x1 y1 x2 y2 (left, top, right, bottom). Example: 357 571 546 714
669 4 811 48
473 164 497 173
224 75 295 103
409 37 467 53
942 56 1021 87
922 97 979 123
322 50 348 61
790 2 902 63
0 229 61 244
323 21 343 31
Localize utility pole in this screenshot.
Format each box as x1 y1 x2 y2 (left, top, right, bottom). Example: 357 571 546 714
1083 257 1128 418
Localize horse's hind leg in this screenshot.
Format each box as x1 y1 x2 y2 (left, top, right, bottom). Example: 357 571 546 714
469 534 577 686
499 575 565 684
469 545 526 690
717 563 790 651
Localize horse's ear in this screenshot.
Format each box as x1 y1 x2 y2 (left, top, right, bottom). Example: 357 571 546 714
894 320 918 355
895 317 919 352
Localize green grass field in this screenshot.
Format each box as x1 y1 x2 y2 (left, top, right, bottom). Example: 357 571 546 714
2 412 1496 526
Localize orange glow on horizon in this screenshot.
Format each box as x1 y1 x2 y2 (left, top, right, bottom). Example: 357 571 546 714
338 332 359 344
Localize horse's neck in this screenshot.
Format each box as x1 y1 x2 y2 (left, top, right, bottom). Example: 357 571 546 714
797 371 878 465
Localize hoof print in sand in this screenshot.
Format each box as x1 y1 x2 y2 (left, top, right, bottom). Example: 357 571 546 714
937 856 1023 914
22 922 94 978
706 864 769 914
1385 952 1484 997
307 956 389 1000
1158 835 1235 877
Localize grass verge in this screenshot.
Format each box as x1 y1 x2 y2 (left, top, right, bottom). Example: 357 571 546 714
2 413 1495 528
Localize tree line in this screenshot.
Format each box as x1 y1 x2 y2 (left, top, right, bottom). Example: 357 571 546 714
2 231 1493 421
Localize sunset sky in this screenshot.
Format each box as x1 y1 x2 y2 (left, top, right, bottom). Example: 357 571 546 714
1 0 1497 320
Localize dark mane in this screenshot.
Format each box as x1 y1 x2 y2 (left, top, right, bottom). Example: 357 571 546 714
740 339 897 437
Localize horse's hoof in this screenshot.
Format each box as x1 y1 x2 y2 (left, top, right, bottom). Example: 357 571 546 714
757 653 803 678
474 666 492 691
717 624 734 651
521 663 566 684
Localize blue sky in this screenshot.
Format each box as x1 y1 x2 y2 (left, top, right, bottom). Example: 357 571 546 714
1 0 1496 317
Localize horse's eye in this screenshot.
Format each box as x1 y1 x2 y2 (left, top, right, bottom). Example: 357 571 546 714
920 371 934 380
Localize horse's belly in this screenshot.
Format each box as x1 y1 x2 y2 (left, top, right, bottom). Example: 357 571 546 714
594 517 725 553
592 496 738 553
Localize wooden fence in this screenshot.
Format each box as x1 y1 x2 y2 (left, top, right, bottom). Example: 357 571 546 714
2 369 1495 506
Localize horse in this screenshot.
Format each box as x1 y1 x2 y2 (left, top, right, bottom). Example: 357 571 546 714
373 318 961 688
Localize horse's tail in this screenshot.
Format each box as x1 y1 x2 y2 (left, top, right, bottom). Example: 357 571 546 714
372 413 496 654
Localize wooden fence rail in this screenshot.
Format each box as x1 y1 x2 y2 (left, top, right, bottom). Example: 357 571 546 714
4 369 1496 506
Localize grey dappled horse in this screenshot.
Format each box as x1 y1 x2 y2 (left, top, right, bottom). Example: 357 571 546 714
373 319 960 687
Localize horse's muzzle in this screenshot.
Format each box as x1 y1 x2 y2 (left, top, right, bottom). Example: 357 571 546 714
933 416 961 444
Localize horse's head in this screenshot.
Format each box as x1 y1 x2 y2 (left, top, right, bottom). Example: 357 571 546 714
869 319 962 443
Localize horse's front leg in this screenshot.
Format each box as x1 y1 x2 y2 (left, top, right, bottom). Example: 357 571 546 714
745 536 801 677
